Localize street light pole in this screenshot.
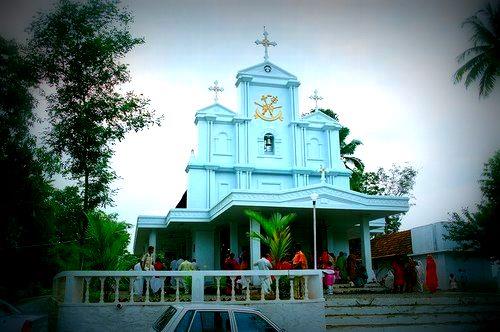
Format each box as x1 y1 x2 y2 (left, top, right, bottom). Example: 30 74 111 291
310 193 319 270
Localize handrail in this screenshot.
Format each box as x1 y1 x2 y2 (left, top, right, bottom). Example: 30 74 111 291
53 269 324 305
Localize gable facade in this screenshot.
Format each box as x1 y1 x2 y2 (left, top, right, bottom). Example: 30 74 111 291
187 60 350 210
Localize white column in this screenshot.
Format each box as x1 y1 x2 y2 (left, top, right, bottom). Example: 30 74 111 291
149 229 157 261
360 219 376 282
249 219 261 284
230 221 239 255
193 229 215 270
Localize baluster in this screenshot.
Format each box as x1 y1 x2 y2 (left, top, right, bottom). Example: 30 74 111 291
289 278 295 301
99 277 105 303
304 276 309 300
129 277 135 303
114 277 121 303
216 277 221 302
245 277 251 302
275 275 280 301
160 277 166 302
145 277 151 303
230 276 236 302
84 277 91 303
175 278 180 302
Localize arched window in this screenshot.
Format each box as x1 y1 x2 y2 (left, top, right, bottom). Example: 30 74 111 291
307 138 321 159
264 133 274 154
214 132 230 154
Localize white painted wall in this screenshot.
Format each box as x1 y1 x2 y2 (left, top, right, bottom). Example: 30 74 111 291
411 221 493 290
57 301 326 332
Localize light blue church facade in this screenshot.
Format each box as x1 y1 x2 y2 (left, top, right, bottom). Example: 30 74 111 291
133 30 409 279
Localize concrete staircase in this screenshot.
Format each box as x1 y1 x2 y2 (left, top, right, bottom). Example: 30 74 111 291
324 293 500 331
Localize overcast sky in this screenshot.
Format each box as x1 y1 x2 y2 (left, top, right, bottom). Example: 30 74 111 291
2 0 499 239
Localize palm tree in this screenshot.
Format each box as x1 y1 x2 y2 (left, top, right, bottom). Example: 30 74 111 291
339 127 364 172
244 210 296 267
454 3 500 98
84 211 131 270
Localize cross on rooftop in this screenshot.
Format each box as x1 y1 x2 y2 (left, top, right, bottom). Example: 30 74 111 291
309 89 323 110
208 80 224 103
255 26 277 61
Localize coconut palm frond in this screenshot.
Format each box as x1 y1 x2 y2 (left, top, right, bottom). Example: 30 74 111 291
454 52 487 84
343 155 365 172
341 139 363 156
464 56 489 87
463 14 497 46
456 45 490 63
454 3 500 97
479 63 497 97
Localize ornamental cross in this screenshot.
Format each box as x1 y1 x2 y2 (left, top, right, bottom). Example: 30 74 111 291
255 26 277 61
208 80 224 103
319 165 326 183
309 89 323 110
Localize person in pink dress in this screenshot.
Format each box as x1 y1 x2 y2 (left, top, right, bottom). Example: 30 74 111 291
324 261 336 295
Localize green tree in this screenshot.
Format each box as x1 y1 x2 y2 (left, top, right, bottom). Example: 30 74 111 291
453 2 500 98
358 164 418 233
47 186 85 271
83 210 131 270
244 210 296 267
28 0 161 222
0 36 56 299
445 150 500 259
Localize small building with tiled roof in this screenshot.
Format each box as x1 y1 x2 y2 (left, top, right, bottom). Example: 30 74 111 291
371 230 412 259
369 222 494 290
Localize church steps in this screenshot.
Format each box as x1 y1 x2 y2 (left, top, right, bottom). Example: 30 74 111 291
325 294 500 306
326 321 494 331
324 294 500 330
325 311 499 327
325 304 500 315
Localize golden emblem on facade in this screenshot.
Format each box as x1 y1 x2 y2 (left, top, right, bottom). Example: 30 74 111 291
254 95 283 121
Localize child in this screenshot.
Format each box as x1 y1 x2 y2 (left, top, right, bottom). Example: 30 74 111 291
333 266 340 285
325 261 335 295
449 273 458 290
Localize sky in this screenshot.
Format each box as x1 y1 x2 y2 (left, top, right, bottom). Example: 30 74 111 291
2 0 499 241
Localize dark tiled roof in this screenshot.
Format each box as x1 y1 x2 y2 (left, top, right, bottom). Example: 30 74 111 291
370 230 412 259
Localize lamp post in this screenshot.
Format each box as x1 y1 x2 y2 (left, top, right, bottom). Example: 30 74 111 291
310 193 319 270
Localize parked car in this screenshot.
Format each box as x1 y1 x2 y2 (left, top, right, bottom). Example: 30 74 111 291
0 299 47 332
152 304 284 332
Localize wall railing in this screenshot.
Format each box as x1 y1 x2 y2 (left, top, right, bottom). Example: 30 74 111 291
53 269 324 305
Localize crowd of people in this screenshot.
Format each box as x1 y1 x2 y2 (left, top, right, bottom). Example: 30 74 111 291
317 249 369 293
385 254 438 293
132 246 459 299
131 246 201 299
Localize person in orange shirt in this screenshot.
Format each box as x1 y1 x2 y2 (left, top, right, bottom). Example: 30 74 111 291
292 245 308 298
292 245 308 269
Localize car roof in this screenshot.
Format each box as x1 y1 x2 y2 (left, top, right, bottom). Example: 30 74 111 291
170 303 258 312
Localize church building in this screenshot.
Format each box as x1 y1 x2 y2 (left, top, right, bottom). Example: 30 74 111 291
133 28 409 279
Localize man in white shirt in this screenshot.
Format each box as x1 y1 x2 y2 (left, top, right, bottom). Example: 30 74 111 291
254 254 272 294
141 246 154 271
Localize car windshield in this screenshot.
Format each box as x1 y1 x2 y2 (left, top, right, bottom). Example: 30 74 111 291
153 306 177 331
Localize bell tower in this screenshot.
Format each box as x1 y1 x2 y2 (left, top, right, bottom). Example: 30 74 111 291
235 27 301 168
